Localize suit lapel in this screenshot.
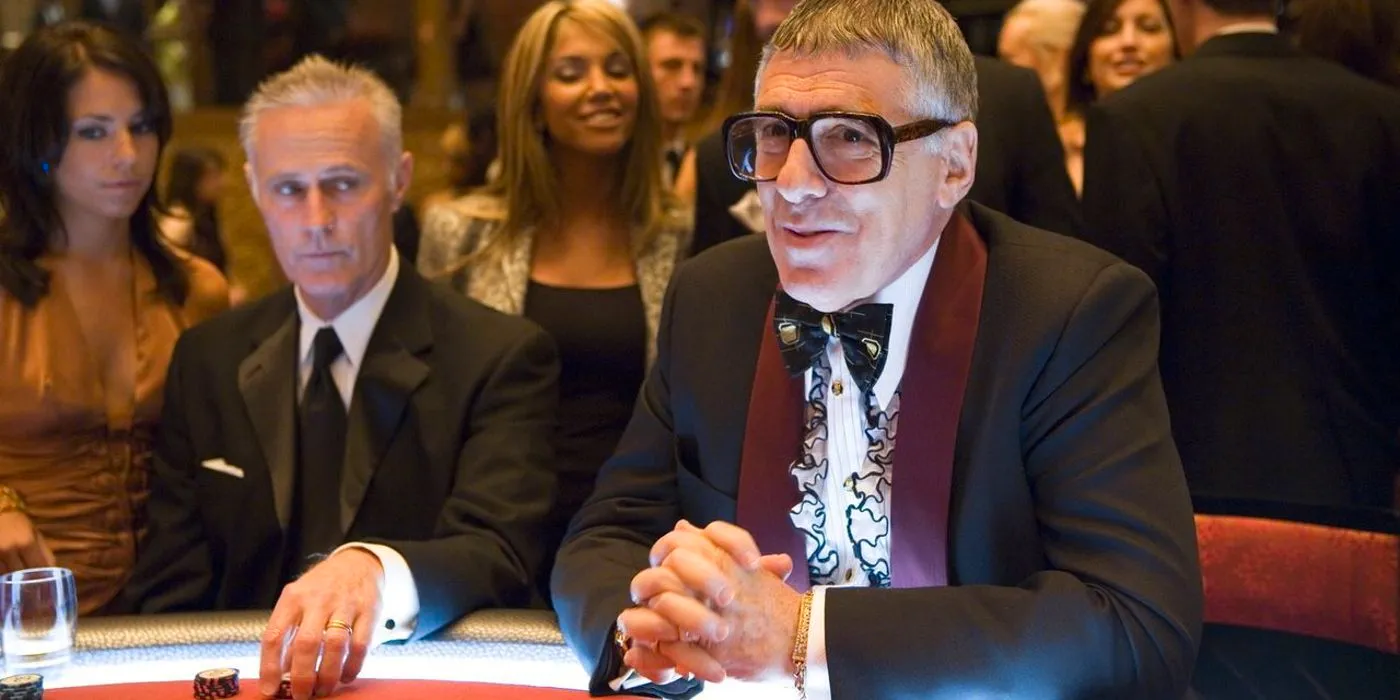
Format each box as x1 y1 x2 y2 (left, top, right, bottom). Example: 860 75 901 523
634 223 686 369
888 210 987 588
237 296 299 530
736 299 812 591
635 214 688 369
465 226 531 316
734 212 988 591
340 269 432 534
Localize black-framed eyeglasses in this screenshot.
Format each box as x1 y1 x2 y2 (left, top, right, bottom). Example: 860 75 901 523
722 110 956 185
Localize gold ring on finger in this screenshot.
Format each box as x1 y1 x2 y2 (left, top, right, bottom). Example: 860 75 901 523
324 619 353 635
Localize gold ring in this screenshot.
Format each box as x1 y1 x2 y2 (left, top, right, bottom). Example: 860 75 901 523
324 619 353 635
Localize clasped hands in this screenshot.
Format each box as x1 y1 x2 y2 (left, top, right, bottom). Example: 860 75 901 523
618 520 805 686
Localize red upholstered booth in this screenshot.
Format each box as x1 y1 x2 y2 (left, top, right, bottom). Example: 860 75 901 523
1194 500 1400 654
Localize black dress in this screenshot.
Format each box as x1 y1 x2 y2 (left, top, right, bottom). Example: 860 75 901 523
523 281 647 597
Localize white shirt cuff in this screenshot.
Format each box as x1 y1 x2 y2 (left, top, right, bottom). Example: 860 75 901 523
609 667 660 692
803 585 832 700
333 542 419 646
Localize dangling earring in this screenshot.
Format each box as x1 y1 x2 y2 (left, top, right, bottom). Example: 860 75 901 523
40 161 50 175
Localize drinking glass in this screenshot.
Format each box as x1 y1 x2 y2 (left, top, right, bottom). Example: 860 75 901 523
0 567 77 675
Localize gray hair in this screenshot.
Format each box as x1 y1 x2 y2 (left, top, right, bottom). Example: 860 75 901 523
239 55 403 168
757 0 979 126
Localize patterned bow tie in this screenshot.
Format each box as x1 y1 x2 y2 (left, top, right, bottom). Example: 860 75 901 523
773 291 893 396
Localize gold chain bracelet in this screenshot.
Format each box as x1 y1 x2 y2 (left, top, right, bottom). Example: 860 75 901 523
792 590 815 699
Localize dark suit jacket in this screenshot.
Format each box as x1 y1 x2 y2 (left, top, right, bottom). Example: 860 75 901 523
689 57 1081 256
122 264 560 639
554 203 1201 698
1080 33 1400 509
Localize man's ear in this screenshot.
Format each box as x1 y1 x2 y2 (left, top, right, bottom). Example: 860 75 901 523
392 152 415 211
934 122 978 209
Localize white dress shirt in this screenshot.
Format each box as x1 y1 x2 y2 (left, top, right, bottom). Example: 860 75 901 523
293 248 419 646
801 240 938 699
1214 21 1279 36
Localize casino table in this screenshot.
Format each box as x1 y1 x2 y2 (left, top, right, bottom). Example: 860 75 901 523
48 679 588 698
31 610 778 699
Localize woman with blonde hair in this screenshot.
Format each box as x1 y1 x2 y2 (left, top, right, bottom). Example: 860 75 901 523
419 0 689 597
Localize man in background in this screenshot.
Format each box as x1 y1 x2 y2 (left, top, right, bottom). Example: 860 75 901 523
1081 0 1400 694
641 13 708 187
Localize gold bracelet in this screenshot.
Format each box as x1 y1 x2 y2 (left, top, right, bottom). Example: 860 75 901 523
0 487 27 517
792 590 815 699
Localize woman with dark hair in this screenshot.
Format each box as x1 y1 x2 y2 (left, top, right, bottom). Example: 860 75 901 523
0 22 228 615
159 146 229 272
1063 0 1179 193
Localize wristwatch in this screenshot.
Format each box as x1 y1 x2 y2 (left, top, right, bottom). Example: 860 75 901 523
0 486 28 516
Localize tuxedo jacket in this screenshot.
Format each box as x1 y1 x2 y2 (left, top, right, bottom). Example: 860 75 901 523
689 56 1082 257
121 265 560 639
553 202 1201 698
1080 33 1400 508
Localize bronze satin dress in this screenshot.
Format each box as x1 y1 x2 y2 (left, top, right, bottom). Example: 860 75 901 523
0 254 228 615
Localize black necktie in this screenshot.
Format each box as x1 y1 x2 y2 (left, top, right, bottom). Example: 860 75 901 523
773 291 893 396
290 326 346 573
665 147 684 182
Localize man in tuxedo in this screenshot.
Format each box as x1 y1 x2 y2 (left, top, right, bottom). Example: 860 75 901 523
688 51 1082 256
123 57 559 700
1082 0 1400 510
1080 0 1400 695
552 1 1201 698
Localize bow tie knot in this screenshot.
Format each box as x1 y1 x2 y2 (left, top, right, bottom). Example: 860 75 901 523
773 291 893 396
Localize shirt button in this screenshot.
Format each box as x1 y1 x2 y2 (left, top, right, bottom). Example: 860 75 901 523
844 476 855 490
832 380 844 397
844 570 855 583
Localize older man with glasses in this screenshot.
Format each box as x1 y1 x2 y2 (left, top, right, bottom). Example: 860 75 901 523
550 1 1202 698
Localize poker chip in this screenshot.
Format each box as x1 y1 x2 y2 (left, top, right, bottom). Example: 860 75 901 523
0 673 43 700
192 667 239 699
274 672 293 699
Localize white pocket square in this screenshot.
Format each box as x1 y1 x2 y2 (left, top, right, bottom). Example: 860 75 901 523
200 459 245 479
